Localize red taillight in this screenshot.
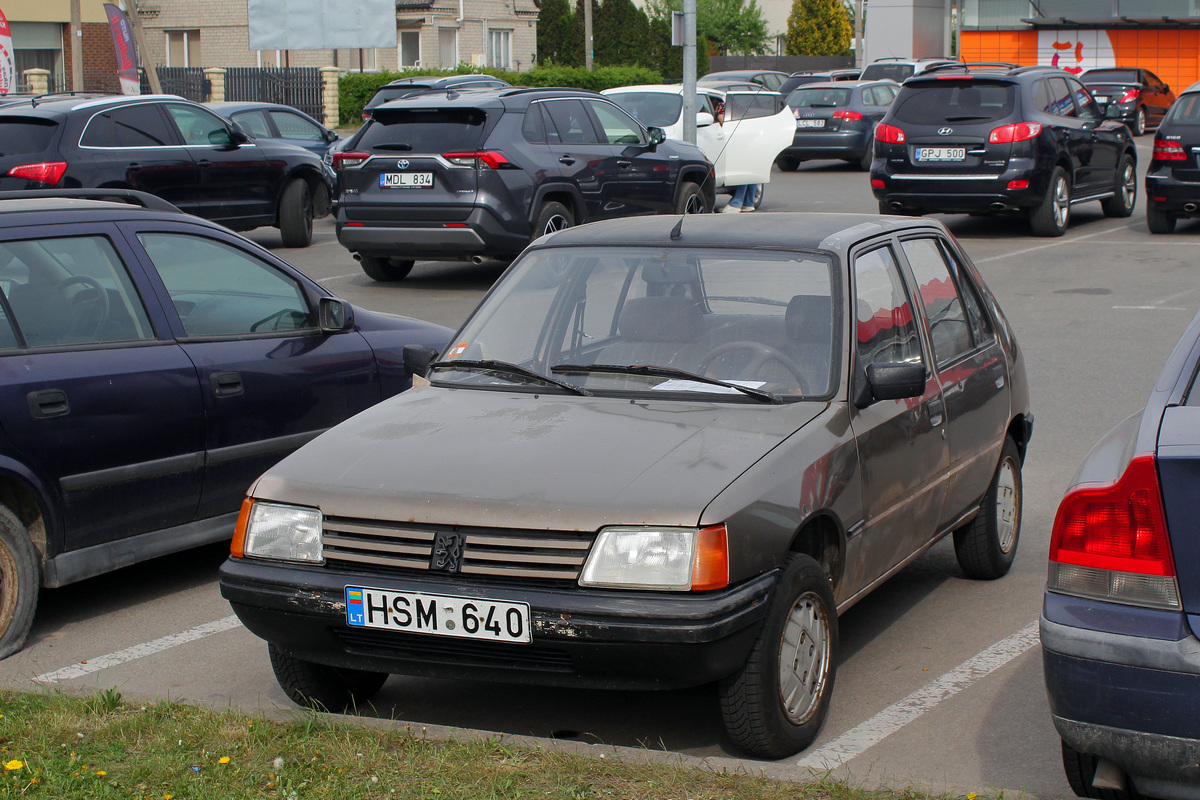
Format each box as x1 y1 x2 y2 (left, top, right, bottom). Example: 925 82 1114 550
6 161 67 184
1119 88 1141 103
1007 179 1029 190
1153 139 1187 161
833 109 863 121
875 123 905 144
871 178 885 188
444 151 514 169
332 151 370 169
988 122 1042 144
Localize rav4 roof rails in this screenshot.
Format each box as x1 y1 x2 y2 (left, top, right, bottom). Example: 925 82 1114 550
920 62 1020 75
0 188 182 213
30 90 117 107
498 86 586 97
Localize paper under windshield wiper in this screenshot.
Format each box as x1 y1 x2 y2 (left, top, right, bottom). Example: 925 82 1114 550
431 359 591 396
551 364 780 403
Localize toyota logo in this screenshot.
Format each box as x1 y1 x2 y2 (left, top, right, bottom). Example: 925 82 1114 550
938 127 953 136
397 159 410 170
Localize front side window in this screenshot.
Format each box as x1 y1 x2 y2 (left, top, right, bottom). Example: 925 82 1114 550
165 104 231 146
585 100 644 145
1068 79 1102 120
0 236 155 347
270 110 323 141
854 246 922 368
232 109 273 138
901 238 972 366
137 233 314 337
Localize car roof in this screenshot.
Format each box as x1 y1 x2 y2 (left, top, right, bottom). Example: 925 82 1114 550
384 74 506 87
373 85 605 112
702 70 787 79
0 93 190 118
530 212 948 254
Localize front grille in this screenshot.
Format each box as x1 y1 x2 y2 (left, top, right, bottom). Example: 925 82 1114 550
322 517 594 583
334 628 574 673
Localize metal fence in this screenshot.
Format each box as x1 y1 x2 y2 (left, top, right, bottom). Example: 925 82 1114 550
226 68 324 120
140 67 209 101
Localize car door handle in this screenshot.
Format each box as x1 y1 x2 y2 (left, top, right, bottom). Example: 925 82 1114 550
27 389 69 419
209 371 244 398
616 160 632 168
196 159 211 168
126 162 140 171
558 156 576 166
927 396 945 428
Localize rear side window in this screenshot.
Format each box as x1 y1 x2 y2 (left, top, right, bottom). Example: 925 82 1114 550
359 108 487 153
522 103 549 143
0 118 58 154
543 99 601 145
1166 94 1200 125
787 88 851 108
1043 78 1076 118
891 82 1015 124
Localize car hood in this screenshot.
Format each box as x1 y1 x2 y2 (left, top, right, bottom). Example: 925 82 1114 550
253 385 827 531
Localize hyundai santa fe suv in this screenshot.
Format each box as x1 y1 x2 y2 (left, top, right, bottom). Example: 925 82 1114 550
870 64 1137 236
333 87 714 281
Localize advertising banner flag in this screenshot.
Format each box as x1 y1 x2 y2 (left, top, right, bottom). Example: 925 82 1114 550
0 9 14 96
104 3 141 95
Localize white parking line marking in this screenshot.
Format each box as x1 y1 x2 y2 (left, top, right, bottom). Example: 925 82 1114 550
33 616 244 684
975 228 1117 263
796 621 1040 771
1112 306 1189 311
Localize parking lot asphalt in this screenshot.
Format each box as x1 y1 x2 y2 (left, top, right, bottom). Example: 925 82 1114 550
2 136 1194 798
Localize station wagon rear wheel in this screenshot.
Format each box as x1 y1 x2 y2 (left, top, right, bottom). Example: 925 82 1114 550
269 643 388 712
719 553 837 758
278 179 314 248
1030 167 1070 237
953 436 1022 580
0 505 39 660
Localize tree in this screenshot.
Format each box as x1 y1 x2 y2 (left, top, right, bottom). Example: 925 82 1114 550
644 0 771 56
594 0 650 66
786 0 852 56
537 0 576 65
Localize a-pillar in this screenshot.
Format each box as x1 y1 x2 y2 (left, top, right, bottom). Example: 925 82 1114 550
23 68 51 96
204 67 227 102
863 0 952 63
320 66 340 129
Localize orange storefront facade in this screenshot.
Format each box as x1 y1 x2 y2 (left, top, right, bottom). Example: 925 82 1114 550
961 28 1200 93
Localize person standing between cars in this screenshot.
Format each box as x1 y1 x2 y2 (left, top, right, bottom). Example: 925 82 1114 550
714 99 760 213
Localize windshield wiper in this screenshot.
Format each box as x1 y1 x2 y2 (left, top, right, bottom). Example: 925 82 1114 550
808 102 838 108
551 363 780 403
944 115 990 121
431 359 592 396
373 143 414 151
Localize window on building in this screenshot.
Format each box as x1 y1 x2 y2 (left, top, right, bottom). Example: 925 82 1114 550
438 28 458 69
400 31 420 67
166 30 200 67
488 29 511 70
10 22 64 92
256 50 282 68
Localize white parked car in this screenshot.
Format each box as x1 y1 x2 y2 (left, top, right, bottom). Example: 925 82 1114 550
603 84 795 209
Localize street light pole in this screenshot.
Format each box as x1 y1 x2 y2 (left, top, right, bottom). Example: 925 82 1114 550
584 0 593 70
70 0 83 90
681 0 696 144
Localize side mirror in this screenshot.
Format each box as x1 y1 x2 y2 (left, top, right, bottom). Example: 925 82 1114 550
324 128 339 144
647 126 667 147
318 297 354 332
209 127 234 147
696 110 715 127
403 344 440 379
866 361 925 402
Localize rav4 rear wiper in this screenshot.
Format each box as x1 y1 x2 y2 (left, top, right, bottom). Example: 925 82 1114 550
373 143 414 151
431 359 592 396
551 363 780 403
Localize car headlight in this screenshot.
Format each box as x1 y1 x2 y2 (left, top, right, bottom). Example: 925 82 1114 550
579 525 728 591
233 499 323 563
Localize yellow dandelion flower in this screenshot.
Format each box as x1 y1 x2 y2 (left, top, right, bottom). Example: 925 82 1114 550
164 794 173 799
218 756 230 764
3 760 22 771
96 770 107 776
968 794 977 799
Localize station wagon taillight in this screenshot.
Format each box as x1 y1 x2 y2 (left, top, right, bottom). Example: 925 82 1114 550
1119 88 1141 103
332 151 370 169
833 109 863 121
1048 455 1180 610
6 161 67 184
874 123 905 143
443 151 517 169
988 122 1042 143
1153 139 1187 160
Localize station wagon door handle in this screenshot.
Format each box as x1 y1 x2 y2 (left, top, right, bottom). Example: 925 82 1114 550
558 156 576 166
27 389 69 419
616 160 632 168
209 371 244 398
196 159 211 168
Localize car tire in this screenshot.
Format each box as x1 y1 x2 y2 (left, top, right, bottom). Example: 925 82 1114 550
1132 106 1147 137
269 643 389 711
675 182 710 214
953 436 1022 580
719 553 837 758
359 256 415 281
0 505 39 660
1147 202 1177 234
775 156 800 172
1101 155 1136 218
857 143 874 172
1061 741 1135 800
1029 166 1070 237
533 201 574 239
278 179 314 248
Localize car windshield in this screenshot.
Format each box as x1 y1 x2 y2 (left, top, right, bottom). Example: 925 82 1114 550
605 92 684 128
891 81 1015 123
431 246 839 400
357 108 487 152
787 88 851 108
860 63 914 82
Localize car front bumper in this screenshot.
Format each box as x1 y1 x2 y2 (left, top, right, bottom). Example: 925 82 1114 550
220 557 776 690
1041 593 1200 798
335 205 531 262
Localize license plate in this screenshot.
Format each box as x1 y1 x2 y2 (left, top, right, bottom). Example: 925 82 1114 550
345 586 531 643
1093 96 1109 103
915 147 966 162
796 119 825 128
379 172 433 188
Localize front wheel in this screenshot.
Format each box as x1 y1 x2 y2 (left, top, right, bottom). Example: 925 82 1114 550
269 643 389 712
360 256 414 282
675 182 711 214
719 553 837 758
1029 166 1070 236
278 179 314 248
1101 155 1136 217
953 436 1022 580
1147 202 1177 234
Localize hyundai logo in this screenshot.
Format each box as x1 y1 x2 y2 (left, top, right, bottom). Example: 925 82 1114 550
938 127 953 136
397 159 410 170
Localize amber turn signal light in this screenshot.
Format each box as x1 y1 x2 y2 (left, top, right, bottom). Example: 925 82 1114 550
691 524 729 591
231 498 254 558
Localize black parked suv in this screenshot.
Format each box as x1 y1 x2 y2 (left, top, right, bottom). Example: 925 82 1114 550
334 87 714 281
1146 81 1200 234
0 93 333 247
871 64 1137 236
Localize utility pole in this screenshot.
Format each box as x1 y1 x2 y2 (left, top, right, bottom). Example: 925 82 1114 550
584 0 593 70
70 0 82 90
855 0 864 68
681 0 696 144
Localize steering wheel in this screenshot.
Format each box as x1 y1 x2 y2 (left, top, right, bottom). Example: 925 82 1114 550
56 276 110 340
697 341 809 393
